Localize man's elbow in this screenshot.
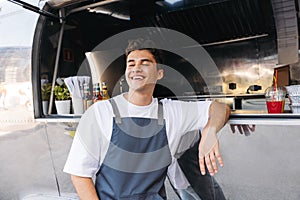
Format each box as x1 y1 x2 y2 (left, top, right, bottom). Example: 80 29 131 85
217 102 231 123
211 101 231 122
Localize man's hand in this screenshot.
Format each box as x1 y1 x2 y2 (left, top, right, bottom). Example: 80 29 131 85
230 124 255 136
198 127 223 176
198 137 223 176
198 102 230 176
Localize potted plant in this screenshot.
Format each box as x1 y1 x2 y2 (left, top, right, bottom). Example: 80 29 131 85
41 83 52 115
53 83 71 114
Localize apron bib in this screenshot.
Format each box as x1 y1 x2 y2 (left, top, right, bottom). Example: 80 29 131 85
95 99 172 200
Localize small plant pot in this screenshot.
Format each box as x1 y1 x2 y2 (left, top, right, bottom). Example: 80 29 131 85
55 100 71 114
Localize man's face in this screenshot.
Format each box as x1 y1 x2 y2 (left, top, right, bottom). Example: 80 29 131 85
125 49 163 92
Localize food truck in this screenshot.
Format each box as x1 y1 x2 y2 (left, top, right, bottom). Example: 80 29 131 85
2 0 300 199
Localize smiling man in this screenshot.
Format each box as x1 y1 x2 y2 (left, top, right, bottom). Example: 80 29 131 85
64 38 230 200
125 49 164 105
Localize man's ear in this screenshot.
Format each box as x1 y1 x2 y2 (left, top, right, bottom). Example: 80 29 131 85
157 69 164 80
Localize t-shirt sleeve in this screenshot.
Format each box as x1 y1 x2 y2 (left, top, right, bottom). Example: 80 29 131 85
162 99 212 133
63 105 103 177
180 101 211 131
63 133 99 177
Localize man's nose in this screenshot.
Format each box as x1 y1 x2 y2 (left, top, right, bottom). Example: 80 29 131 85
132 64 142 72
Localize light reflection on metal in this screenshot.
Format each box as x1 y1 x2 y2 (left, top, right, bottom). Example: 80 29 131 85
67 0 120 16
201 34 269 47
88 7 130 20
221 63 274 95
165 0 182 5
207 37 277 95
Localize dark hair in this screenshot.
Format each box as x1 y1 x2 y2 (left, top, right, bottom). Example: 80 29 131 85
125 38 163 64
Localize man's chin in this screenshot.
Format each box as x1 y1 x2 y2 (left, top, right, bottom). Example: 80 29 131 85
129 84 155 93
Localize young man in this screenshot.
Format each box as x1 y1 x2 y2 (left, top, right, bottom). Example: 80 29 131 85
64 38 230 200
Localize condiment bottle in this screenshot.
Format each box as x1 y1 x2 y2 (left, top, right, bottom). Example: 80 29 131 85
93 83 103 102
83 83 93 110
101 81 110 100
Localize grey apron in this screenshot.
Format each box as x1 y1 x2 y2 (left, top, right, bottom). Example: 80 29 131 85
95 99 172 200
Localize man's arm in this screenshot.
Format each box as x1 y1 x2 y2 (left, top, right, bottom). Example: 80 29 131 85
71 175 99 200
198 101 230 176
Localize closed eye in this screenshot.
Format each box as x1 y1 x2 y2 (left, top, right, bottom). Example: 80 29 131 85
141 62 150 66
141 59 153 66
127 60 135 67
127 58 154 67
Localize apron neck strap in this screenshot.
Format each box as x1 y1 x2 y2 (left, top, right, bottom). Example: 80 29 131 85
109 98 122 124
158 102 164 126
109 98 164 125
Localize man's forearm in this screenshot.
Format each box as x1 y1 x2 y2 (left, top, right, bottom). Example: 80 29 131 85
200 101 230 151
71 175 99 200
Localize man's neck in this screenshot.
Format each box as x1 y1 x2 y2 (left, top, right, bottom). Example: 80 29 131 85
124 90 153 106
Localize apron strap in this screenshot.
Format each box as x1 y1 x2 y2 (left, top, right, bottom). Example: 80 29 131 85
158 101 164 126
110 98 164 125
109 98 122 124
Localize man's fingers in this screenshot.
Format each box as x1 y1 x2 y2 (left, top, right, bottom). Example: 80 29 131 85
231 124 256 135
210 151 218 174
199 156 206 175
199 150 223 176
249 125 256 132
237 125 243 135
242 125 250 136
230 124 236 133
205 154 214 176
215 147 223 167
198 129 224 176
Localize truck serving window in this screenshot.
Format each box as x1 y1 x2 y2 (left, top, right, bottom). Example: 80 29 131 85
9 0 300 120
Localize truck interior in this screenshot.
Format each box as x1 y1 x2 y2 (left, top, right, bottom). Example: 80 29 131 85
32 0 277 117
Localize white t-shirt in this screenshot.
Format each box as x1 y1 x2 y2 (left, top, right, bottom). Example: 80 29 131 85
64 93 211 189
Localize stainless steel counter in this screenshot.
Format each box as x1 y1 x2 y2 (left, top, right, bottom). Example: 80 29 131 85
36 114 81 123
36 110 300 125
230 110 300 125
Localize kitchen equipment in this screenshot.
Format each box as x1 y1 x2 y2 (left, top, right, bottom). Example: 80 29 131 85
286 85 300 113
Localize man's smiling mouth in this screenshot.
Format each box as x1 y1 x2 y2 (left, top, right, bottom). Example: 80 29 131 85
131 75 144 80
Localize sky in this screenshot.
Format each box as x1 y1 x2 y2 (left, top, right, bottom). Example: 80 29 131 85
0 0 40 47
